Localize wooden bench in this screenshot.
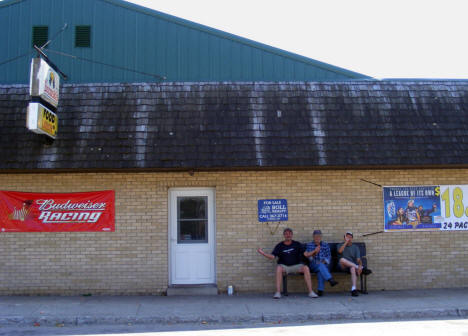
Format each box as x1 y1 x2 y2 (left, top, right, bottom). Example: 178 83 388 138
282 242 372 296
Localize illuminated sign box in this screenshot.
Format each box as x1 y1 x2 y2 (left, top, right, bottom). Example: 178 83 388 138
29 57 60 108
26 102 58 139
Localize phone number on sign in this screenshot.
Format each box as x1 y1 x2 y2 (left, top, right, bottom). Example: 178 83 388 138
441 222 468 230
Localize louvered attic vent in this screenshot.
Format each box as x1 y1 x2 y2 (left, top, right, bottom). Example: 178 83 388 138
32 26 48 47
75 25 91 48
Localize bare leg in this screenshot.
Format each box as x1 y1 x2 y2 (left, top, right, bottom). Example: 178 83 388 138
349 266 357 288
301 265 313 293
275 265 284 293
339 258 358 288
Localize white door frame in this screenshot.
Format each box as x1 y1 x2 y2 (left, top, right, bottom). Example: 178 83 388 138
168 188 216 285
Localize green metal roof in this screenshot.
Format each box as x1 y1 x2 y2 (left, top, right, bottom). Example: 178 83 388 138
0 0 371 83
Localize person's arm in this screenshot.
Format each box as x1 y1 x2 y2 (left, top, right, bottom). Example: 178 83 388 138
303 244 320 258
355 246 362 267
356 256 363 275
303 250 312 257
322 243 331 264
338 236 350 254
357 257 363 267
257 248 275 260
337 242 347 254
355 245 363 273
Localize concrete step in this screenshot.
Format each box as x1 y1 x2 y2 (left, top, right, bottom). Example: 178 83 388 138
166 284 218 296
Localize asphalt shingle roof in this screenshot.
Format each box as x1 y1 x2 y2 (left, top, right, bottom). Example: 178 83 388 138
1 81 468 171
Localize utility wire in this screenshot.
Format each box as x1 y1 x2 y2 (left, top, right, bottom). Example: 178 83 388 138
362 231 384 237
0 23 68 68
41 23 68 49
46 49 167 80
360 179 382 188
33 45 68 80
0 51 34 67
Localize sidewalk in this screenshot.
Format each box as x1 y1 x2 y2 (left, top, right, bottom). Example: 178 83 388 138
0 288 467 326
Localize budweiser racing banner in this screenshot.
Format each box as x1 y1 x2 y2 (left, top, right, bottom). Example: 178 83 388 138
0 190 115 232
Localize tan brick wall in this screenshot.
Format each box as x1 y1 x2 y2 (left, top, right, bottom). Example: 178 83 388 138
0 169 467 295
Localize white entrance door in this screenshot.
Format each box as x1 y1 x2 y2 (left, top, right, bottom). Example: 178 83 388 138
169 188 215 285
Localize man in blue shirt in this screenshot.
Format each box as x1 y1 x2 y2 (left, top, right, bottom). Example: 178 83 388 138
305 230 338 296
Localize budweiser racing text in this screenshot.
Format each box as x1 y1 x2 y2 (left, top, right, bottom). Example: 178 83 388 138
38 211 101 223
35 199 106 224
36 199 106 211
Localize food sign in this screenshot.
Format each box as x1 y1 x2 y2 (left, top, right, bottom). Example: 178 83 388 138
26 102 58 139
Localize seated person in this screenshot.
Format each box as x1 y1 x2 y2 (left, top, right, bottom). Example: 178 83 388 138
337 231 363 297
304 230 338 296
257 227 317 299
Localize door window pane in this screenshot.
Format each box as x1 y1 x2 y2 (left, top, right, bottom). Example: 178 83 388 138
177 197 208 243
179 197 207 219
179 220 207 242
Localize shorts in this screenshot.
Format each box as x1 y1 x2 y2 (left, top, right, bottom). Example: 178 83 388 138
278 264 305 274
338 259 357 273
337 263 351 273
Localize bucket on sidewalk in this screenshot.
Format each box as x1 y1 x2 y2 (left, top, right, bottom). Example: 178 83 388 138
227 285 234 296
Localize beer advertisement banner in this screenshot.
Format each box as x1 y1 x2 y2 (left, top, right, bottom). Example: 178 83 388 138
384 185 468 232
0 190 115 232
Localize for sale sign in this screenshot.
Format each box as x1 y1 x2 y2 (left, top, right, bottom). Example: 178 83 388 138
258 199 288 222
0 190 115 232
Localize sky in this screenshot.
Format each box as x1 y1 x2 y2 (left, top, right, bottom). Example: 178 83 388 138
127 0 468 79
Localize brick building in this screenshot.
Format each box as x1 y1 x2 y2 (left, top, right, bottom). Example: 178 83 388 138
1 81 468 295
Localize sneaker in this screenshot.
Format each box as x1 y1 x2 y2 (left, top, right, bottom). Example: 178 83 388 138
328 278 338 287
317 290 323 297
273 292 281 299
351 290 359 297
308 291 318 298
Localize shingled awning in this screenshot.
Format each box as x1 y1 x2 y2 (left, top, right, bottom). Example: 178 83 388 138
1 81 468 171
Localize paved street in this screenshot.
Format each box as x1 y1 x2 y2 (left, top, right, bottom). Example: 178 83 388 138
0 288 467 335
0 319 467 336
1 288 468 326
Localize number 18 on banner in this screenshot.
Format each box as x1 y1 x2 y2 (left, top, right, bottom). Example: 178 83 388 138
436 185 468 230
